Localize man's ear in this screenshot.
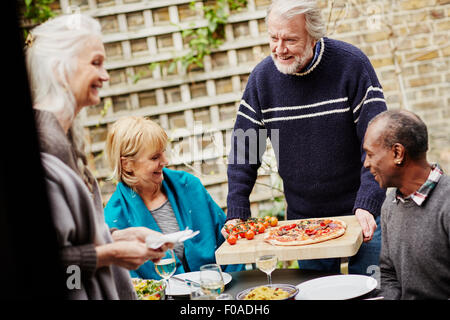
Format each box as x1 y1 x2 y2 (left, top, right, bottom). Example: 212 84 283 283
121 156 133 174
391 143 406 165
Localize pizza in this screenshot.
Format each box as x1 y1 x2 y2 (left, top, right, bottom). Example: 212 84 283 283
264 218 347 246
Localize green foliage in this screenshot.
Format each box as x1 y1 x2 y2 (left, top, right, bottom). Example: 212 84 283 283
99 99 112 119
21 0 57 41
276 260 299 269
178 0 238 70
258 196 286 220
227 0 247 11
23 0 57 24
140 0 247 78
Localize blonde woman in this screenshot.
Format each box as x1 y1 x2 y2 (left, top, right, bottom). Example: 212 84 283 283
104 116 244 280
26 14 170 299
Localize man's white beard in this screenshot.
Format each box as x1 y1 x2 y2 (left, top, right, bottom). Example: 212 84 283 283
271 42 313 75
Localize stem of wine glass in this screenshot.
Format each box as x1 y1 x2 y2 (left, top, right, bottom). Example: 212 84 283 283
267 272 272 285
163 277 170 298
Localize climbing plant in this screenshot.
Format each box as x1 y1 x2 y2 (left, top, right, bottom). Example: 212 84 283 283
22 0 57 24
177 0 247 71
132 0 247 82
21 0 57 39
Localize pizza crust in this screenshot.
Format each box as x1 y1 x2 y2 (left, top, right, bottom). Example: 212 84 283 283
264 218 347 246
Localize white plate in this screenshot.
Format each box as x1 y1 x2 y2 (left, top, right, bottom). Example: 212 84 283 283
166 271 232 296
295 275 377 300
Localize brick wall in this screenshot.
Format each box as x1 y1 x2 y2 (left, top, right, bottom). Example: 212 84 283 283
318 0 450 172
52 0 449 215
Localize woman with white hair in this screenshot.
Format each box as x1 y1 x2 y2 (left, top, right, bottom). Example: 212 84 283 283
26 14 171 299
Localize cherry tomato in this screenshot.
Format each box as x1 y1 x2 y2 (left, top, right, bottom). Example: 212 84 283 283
256 222 266 234
224 225 232 234
263 220 270 228
227 234 237 245
245 230 255 240
269 216 278 227
264 216 271 222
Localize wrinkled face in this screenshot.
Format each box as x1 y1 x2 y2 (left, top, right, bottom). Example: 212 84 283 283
130 146 169 190
363 122 397 189
268 12 315 74
68 36 109 113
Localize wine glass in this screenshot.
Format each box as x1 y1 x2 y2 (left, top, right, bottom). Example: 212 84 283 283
199 264 225 299
215 293 233 300
154 249 176 294
256 254 277 285
189 282 214 300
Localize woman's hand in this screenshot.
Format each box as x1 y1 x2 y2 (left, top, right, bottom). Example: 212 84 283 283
96 240 167 270
112 227 173 251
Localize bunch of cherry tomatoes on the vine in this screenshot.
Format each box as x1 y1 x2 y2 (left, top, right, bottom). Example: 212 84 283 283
225 216 279 245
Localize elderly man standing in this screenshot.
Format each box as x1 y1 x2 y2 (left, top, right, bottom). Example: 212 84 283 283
363 110 450 299
224 0 387 275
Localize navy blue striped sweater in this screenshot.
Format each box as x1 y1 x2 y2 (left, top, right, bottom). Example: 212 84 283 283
227 37 387 221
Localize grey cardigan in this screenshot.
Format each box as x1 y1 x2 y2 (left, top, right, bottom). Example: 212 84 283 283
36 110 136 300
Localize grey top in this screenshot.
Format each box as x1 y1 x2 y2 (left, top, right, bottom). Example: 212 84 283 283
151 200 184 262
35 110 136 300
379 175 450 299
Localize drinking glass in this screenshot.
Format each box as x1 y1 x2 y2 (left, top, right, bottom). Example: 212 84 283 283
189 283 214 300
154 249 176 294
256 254 277 285
215 293 233 300
199 264 225 298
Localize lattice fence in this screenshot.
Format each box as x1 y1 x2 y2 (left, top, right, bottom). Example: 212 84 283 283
29 0 450 216
57 0 282 216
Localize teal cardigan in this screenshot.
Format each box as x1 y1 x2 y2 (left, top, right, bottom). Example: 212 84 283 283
104 168 244 280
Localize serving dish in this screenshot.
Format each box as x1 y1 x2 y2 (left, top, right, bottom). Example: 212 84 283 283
132 278 166 300
236 283 299 300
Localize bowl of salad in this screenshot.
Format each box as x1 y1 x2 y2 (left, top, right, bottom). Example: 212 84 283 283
132 278 166 300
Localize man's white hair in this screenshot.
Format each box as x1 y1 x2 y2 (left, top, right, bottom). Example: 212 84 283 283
25 14 102 127
266 0 326 40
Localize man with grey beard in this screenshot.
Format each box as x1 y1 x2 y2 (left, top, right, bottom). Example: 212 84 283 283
224 0 387 276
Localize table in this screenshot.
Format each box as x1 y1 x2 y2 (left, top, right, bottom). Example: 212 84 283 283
215 215 363 265
224 269 380 300
224 269 338 298
171 268 380 300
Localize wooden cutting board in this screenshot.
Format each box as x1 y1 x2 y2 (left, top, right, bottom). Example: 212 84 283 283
215 215 363 265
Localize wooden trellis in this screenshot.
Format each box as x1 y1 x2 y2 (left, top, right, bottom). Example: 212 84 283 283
23 0 450 216
58 0 282 215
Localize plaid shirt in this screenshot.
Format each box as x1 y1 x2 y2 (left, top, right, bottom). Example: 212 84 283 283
394 163 444 206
